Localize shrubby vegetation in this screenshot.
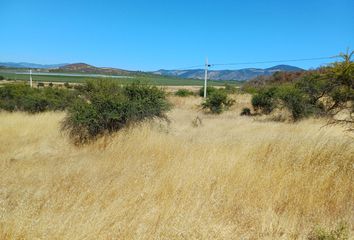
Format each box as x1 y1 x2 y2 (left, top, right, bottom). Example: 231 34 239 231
251 87 277 114
199 85 237 114
202 88 235 114
240 107 251 116
0 80 171 143
62 80 171 144
199 86 218 97
199 84 239 97
250 51 354 122
174 89 194 97
0 75 5 80
0 83 77 113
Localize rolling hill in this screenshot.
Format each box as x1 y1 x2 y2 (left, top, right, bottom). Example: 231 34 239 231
52 63 132 75
152 65 304 81
0 62 68 69
0 61 304 81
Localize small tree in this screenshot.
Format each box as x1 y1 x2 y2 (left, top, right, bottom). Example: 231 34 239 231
325 50 353 118
251 87 277 114
202 90 235 114
62 80 171 144
277 85 309 121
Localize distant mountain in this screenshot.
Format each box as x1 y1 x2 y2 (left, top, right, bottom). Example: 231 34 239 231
52 63 132 75
265 65 304 72
153 65 304 81
0 61 304 81
0 62 68 69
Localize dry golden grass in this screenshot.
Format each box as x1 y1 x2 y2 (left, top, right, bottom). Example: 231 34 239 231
0 95 353 239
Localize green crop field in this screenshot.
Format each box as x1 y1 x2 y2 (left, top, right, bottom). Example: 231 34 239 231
0 70 241 86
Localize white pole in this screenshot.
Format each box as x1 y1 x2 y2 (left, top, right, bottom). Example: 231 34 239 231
203 57 208 98
29 69 32 88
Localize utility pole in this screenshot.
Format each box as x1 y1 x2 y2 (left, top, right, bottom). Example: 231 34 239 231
29 69 33 88
203 57 210 98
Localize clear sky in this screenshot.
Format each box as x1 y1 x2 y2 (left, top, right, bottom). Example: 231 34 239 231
1 0 353 70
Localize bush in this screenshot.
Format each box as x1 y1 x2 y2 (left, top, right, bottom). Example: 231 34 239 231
0 75 4 80
240 107 251 116
62 80 171 144
276 85 310 121
37 82 45 88
175 89 194 97
251 87 277 114
0 84 77 113
202 89 235 114
49 82 54 87
295 74 328 105
199 86 217 97
251 85 319 121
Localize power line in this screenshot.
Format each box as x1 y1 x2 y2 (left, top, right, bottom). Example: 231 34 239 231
174 64 205 70
211 56 339 67
172 55 340 70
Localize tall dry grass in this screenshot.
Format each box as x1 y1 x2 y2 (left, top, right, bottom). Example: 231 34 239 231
0 95 353 239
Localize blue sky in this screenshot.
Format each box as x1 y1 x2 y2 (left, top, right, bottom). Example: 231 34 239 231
1 0 353 70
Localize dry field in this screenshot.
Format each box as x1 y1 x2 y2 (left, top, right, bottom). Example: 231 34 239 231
0 95 353 239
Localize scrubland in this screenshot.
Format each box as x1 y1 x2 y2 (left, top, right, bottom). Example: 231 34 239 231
0 95 353 239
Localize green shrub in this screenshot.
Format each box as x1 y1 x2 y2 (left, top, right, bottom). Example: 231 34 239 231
49 82 54 87
199 86 217 97
252 85 319 121
0 84 76 113
329 86 354 109
240 107 251 116
0 75 4 80
61 80 171 144
37 82 45 88
295 74 329 105
202 89 235 114
276 85 310 121
251 87 277 114
175 89 194 97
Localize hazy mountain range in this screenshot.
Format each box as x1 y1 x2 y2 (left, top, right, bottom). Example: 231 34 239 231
0 62 304 81
0 62 68 69
152 65 304 81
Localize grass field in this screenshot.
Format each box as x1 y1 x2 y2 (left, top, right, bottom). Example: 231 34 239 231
0 95 353 239
0 70 241 86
